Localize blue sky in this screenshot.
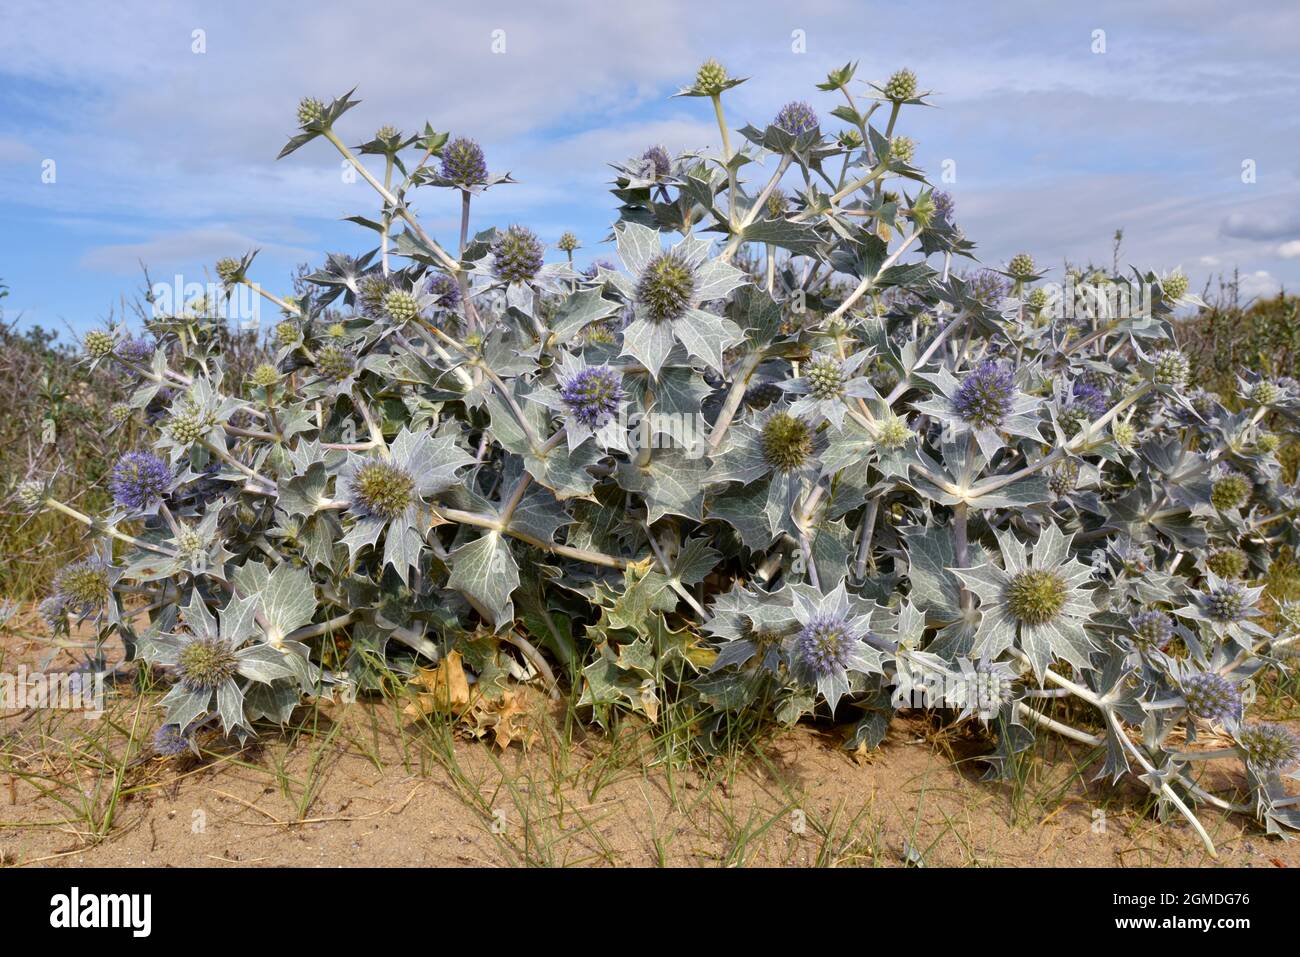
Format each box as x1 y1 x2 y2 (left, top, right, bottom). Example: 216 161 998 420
2 0 1299 338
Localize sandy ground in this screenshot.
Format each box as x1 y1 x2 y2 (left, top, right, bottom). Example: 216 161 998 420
1 613 1296 868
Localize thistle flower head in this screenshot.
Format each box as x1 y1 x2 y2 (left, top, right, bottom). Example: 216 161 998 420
1182 673 1242 723
797 613 856 676
215 257 243 285
109 402 132 423
875 413 912 450
883 68 918 101
382 289 419 323
1163 270 1189 301
1112 421 1137 449
15 479 44 511
315 344 354 384
968 270 1010 308
109 451 172 510
933 190 955 224
1238 722 1300 772
441 137 487 185
971 664 1015 714
556 231 580 254
1249 379 1281 406
953 360 1016 429
1211 471 1250 511
1130 609 1174 647
39 595 67 633
774 101 818 136
83 329 116 359
890 136 916 164
296 97 325 128
350 459 415 520
357 274 391 316
175 527 206 561
176 637 238 692
168 406 207 446
1004 569 1068 625
642 144 671 177
274 320 300 347
1026 287 1049 310
560 366 623 429
1069 379 1108 417
54 560 109 612
806 356 845 400
1207 547 1248 580
1151 349 1190 388
1256 431 1281 454
1007 252 1036 280
117 337 155 363
426 272 462 308
694 59 729 94
492 225 545 284
743 380 784 409
1048 459 1080 496
1206 583 1249 622
766 190 788 218
374 123 400 142
760 412 813 471
250 363 281 389
636 252 696 323
153 724 192 757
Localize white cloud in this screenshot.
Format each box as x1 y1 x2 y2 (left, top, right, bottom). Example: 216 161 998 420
1278 240 1300 258
79 228 314 275
1237 270 1281 299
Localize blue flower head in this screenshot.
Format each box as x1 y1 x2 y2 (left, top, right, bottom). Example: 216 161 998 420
953 360 1016 429
441 137 487 185
560 366 623 429
109 451 172 510
774 101 818 136
797 612 856 676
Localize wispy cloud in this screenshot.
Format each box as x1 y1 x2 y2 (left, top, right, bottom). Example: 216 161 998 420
1 0 1298 329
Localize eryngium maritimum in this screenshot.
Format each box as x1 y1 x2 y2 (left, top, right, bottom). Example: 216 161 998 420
560 366 623 429
1182 673 1242 723
426 272 462 308
54 560 109 613
176 637 239 692
953 360 1016 429
1130 609 1174 647
797 613 856 676
774 101 818 136
441 137 487 185
1152 349 1190 388
109 451 172 510
492 225 545 284
642 144 670 177
349 459 415 520
1238 722 1300 772
760 412 814 471
153 724 191 757
883 68 918 101
636 252 696 323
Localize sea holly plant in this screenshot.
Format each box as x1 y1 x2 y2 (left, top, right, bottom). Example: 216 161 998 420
10 60 1300 856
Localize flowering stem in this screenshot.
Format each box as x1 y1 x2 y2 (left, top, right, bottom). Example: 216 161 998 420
322 128 460 274
971 383 1153 497
830 229 921 320
430 505 628 569
200 439 277 494
710 93 738 230
885 310 969 404
853 495 881 580
42 497 178 558
707 350 764 453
